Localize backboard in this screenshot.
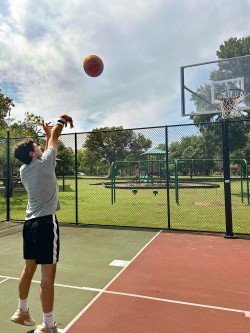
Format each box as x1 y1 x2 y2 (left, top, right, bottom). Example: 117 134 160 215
181 55 250 116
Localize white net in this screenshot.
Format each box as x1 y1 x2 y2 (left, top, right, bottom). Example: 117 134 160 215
216 89 244 119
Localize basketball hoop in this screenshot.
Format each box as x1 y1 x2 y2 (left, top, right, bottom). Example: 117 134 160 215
216 88 244 119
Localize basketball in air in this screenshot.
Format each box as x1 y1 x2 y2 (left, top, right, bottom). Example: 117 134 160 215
83 55 104 77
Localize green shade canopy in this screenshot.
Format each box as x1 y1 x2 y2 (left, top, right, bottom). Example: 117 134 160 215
141 148 166 156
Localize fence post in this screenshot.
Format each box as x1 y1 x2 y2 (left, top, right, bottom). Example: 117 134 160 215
110 162 114 204
6 130 10 221
175 160 179 205
221 119 234 238
165 126 171 229
74 133 78 225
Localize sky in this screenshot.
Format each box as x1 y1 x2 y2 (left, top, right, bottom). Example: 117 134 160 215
0 0 249 134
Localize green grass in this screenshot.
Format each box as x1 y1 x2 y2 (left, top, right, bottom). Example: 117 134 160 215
1 177 250 233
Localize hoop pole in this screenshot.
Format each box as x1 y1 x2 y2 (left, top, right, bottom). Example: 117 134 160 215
221 119 234 238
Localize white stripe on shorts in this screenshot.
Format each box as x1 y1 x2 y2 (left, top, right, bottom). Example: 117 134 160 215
52 215 58 264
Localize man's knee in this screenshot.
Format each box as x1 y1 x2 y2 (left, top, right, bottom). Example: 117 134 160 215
24 260 37 277
41 264 56 285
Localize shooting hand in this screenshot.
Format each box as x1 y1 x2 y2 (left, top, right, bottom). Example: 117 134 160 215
60 114 74 128
42 120 53 137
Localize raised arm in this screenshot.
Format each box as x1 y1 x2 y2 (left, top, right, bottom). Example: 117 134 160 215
48 114 74 153
42 121 53 151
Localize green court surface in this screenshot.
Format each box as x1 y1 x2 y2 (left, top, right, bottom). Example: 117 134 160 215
0 224 158 333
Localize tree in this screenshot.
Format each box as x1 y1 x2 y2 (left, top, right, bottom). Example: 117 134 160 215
125 132 152 161
155 143 166 151
10 112 44 137
191 36 250 124
56 141 75 176
185 36 250 171
0 111 45 197
0 112 44 173
77 149 109 176
0 88 44 182
1 89 75 196
216 36 250 59
0 88 14 127
83 127 152 169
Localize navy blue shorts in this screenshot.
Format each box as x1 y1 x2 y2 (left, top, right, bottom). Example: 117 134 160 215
23 214 60 264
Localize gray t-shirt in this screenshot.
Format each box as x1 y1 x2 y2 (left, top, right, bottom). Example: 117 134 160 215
20 147 61 220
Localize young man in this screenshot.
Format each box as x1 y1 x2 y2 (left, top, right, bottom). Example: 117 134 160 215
11 114 73 333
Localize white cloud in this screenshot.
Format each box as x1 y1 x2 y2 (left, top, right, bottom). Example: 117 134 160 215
94 95 164 129
0 0 249 133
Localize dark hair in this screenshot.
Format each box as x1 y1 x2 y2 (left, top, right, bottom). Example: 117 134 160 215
14 138 35 165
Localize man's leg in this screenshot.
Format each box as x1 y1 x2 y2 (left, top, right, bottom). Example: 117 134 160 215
11 259 37 326
40 263 57 312
37 263 57 331
19 259 37 300
36 215 59 332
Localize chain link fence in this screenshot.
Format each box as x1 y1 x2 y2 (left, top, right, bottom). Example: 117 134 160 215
1 120 250 234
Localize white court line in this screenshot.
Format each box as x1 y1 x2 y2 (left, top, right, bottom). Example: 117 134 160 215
1 273 249 316
1 230 162 331
63 230 163 331
1 272 250 319
0 278 9 284
57 285 250 316
62 228 250 331
1 228 250 329
109 259 130 267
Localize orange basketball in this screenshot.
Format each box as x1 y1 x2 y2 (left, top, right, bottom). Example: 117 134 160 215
83 55 104 77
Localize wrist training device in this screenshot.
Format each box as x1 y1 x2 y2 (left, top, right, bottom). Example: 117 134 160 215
56 118 66 126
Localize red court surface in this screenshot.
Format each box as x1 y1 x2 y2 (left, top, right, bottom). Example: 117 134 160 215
65 231 250 333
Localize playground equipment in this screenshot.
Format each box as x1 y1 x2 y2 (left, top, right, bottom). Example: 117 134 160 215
109 158 249 205
139 166 151 183
174 159 249 205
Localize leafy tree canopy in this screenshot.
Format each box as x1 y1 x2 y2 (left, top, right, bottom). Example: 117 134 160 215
56 141 75 175
0 88 15 128
84 126 152 165
216 36 250 59
191 36 250 124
